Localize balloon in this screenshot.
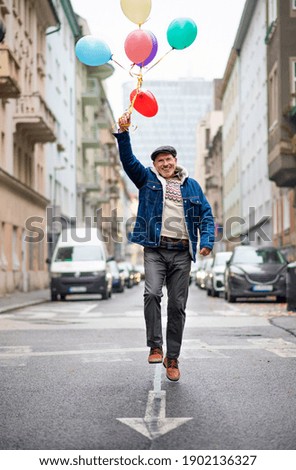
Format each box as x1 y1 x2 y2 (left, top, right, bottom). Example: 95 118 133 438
130 89 158 117
120 0 151 25
167 18 198 50
124 30 153 64
75 35 112 66
136 31 158 67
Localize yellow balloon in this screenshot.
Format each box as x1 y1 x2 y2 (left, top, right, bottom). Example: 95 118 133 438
120 0 151 25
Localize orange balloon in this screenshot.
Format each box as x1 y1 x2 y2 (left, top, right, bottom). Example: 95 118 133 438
124 30 153 63
130 89 158 117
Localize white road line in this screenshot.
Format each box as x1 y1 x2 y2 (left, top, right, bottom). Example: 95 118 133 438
117 362 192 440
80 304 99 315
1 338 296 360
153 362 162 393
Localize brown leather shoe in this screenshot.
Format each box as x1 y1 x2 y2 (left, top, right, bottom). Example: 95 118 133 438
148 347 163 363
163 357 180 381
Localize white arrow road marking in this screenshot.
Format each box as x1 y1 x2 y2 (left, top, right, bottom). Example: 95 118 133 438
117 364 192 440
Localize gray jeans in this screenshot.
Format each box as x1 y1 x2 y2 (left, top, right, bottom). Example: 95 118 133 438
143 247 191 359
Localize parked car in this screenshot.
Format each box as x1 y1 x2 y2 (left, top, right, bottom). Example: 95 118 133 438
224 246 287 303
205 251 232 297
108 259 125 293
48 227 112 301
195 258 213 289
131 264 142 285
189 263 198 285
134 264 145 280
118 261 134 288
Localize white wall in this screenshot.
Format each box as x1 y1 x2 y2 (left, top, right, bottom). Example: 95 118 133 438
239 0 272 244
45 0 77 221
222 59 241 239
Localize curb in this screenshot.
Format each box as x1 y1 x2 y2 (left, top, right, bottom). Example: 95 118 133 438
0 298 49 314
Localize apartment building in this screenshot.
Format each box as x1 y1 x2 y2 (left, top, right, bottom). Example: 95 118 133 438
220 49 241 248
236 0 273 246
221 0 274 249
45 0 80 256
266 0 296 260
0 0 59 294
195 81 223 250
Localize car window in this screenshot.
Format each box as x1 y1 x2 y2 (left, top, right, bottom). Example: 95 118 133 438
214 253 232 266
54 245 104 262
233 248 286 265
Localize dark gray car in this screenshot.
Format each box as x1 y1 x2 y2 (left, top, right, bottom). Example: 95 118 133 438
224 246 287 303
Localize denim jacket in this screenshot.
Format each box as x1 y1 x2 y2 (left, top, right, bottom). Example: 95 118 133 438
114 131 215 262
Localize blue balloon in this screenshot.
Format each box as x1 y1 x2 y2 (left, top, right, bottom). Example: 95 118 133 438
75 35 112 66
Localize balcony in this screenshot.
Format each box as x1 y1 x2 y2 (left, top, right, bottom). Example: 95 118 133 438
205 175 220 190
94 148 110 166
82 78 101 105
0 0 10 15
268 152 296 187
0 46 21 98
77 169 100 194
37 53 46 78
94 110 109 129
82 123 100 149
87 63 114 81
14 94 57 143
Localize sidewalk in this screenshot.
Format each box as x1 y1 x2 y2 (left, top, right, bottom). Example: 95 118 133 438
0 289 49 314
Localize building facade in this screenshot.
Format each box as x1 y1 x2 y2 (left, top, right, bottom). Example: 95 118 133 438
0 0 59 294
235 0 273 246
266 0 296 260
195 80 224 252
45 0 80 256
75 16 131 261
221 50 241 248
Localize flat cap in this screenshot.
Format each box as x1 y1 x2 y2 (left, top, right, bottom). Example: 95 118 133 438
150 145 177 161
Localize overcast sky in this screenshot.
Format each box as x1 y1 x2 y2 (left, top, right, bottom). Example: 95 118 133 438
71 0 246 118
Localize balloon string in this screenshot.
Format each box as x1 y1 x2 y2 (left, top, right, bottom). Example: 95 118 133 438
128 73 143 114
112 73 143 132
144 48 174 75
111 57 129 72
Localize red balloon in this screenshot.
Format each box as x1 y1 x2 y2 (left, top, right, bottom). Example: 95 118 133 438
124 29 153 63
130 89 158 117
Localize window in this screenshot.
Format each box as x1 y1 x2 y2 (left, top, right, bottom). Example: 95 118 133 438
38 240 44 270
12 226 20 270
205 128 210 149
268 64 278 129
293 0 296 10
291 59 296 106
0 222 8 270
283 191 290 231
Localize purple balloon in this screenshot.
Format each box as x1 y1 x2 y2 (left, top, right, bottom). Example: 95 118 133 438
137 31 158 67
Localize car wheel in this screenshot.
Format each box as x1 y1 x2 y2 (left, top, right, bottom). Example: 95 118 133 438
276 296 286 303
211 287 218 297
207 288 211 296
102 288 109 300
228 293 236 303
51 291 58 301
60 294 66 301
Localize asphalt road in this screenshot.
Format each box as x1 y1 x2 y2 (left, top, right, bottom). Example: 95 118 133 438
0 283 296 450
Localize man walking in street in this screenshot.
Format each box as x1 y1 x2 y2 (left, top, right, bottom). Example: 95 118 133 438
114 112 215 381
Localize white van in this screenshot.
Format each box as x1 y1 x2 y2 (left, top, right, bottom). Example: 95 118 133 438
49 227 112 301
